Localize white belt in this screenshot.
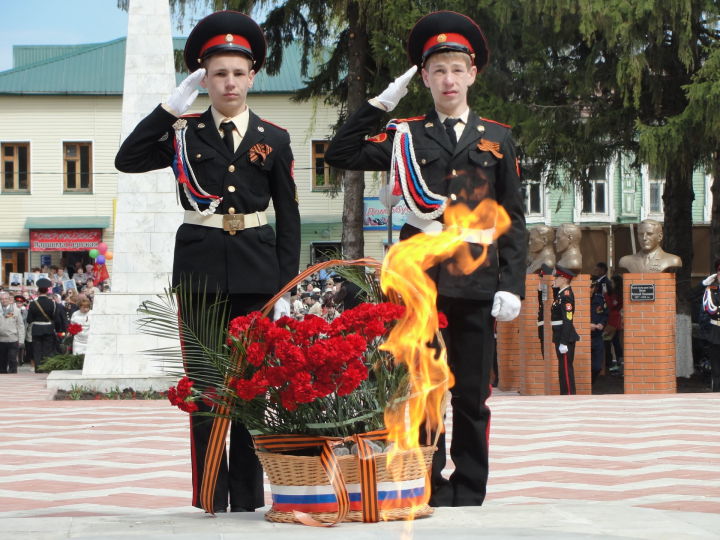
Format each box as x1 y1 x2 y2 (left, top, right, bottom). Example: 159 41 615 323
537 321 544 326
33 321 52 325
551 321 563 326
184 210 267 235
405 213 496 245
711 319 720 327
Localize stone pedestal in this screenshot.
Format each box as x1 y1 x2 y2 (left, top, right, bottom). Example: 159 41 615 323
622 273 677 393
50 0 182 392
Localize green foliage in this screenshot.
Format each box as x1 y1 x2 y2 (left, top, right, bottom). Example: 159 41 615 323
37 353 84 373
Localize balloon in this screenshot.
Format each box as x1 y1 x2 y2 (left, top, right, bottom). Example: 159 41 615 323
96 255 106 265
98 242 108 255
89 249 99 258
105 251 114 260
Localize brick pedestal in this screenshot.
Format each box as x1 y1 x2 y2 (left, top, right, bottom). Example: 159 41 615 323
497 316 520 392
518 274 546 395
623 273 677 394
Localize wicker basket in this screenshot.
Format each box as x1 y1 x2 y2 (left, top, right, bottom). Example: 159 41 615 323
257 444 435 524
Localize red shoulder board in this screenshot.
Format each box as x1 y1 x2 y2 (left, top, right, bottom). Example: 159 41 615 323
367 133 388 143
392 115 426 123
260 118 288 131
481 117 512 129
180 113 202 118
563 289 571 296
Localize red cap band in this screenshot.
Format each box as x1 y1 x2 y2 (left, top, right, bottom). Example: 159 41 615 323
422 32 474 57
199 34 252 58
555 269 574 280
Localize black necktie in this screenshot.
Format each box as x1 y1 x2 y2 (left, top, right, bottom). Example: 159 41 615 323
220 121 236 153
443 117 460 147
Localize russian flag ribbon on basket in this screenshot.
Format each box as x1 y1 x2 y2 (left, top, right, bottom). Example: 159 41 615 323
253 430 393 525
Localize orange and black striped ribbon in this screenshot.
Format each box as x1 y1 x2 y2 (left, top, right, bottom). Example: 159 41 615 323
199 401 233 514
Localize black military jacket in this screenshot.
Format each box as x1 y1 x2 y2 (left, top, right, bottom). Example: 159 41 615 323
26 296 67 336
325 101 526 301
551 286 580 344
115 105 300 295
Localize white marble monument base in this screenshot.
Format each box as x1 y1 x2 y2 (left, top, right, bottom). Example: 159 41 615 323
46 371 175 393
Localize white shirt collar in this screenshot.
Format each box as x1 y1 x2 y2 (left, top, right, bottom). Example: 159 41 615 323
436 108 470 124
211 106 250 138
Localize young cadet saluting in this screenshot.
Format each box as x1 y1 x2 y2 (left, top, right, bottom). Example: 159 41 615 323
551 266 580 395
115 11 300 513
326 11 527 507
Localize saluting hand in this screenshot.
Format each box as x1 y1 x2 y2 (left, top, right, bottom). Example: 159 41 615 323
374 65 418 112
165 68 206 116
702 273 717 287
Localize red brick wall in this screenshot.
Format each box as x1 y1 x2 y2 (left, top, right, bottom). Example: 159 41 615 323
622 273 676 394
497 315 520 392
519 274 545 395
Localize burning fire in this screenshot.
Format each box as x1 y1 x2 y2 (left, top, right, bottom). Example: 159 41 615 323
379 198 511 515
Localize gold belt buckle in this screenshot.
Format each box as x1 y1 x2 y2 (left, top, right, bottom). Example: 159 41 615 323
222 214 245 235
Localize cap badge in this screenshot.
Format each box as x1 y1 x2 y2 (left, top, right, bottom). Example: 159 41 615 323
437 34 447 43
226 34 234 42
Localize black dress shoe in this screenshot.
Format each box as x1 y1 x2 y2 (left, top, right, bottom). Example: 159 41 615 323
230 506 255 512
428 482 453 507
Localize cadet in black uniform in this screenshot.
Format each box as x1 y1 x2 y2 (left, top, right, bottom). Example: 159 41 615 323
115 11 300 513
551 266 580 395
326 11 527 507
26 278 67 372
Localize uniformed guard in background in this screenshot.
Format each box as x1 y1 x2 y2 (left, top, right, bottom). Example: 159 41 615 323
26 278 66 372
115 11 301 513
326 10 527 507
698 259 720 391
551 266 580 395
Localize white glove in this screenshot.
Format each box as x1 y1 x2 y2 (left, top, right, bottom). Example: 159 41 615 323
272 294 291 321
702 273 717 286
164 69 205 116
374 66 417 112
378 183 402 208
491 291 521 322
558 344 569 354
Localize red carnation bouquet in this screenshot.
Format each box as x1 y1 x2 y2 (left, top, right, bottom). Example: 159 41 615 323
166 302 409 437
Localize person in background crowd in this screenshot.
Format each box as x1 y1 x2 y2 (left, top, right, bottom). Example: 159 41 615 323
63 290 80 322
26 278 66 372
590 273 608 383
0 292 25 374
69 297 92 355
82 278 101 299
551 266 580 395
603 274 624 374
14 295 29 366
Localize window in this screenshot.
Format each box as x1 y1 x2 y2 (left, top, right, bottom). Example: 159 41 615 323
1 143 30 192
63 142 92 192
580 164 608 215
312 140 331 190
646 166 665 217
523 180 544 216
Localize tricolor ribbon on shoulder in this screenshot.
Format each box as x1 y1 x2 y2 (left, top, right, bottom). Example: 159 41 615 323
389 121 447 220
703 287 718 315
172 126 222 216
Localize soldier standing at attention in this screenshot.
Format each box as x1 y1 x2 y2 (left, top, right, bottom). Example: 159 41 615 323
551 266 580 395
325 11 527 507
115 11 300 513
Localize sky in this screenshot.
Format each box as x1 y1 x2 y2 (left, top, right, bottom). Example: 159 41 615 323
0 0 206 72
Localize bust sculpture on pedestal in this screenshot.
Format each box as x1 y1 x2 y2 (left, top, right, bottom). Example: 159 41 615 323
554 223 582 273
527 225 556 274
618 219 682 273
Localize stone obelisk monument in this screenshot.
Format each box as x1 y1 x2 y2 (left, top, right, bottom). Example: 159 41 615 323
48 0 182 392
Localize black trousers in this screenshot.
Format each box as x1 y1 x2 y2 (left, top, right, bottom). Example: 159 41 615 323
181 292 271 512
0 342 19 373
32 334 56 369
710 344 720 392
555 341 576 395
428 296 494 507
